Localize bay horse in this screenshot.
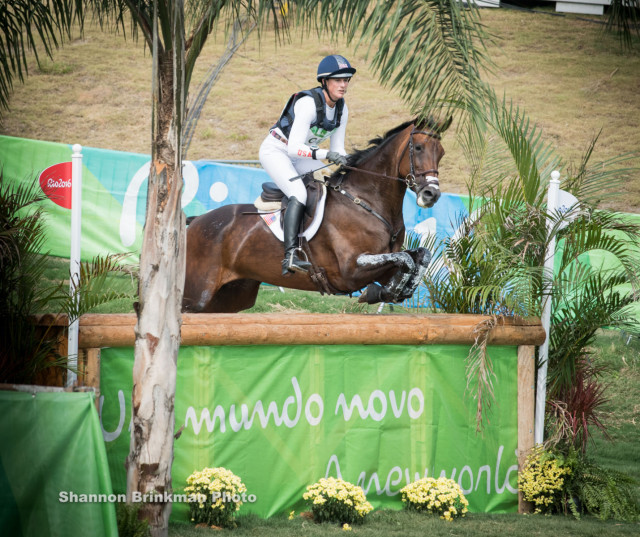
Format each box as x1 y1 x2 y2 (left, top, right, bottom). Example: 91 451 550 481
183 117 450 313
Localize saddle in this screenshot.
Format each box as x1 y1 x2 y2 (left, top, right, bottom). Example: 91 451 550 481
256 173 324 228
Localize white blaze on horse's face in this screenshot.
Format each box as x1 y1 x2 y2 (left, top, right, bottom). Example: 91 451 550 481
401 128 445 209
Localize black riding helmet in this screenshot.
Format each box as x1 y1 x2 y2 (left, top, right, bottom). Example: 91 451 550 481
317 55 356 102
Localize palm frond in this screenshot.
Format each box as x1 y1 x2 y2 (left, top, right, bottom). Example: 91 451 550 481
605 0 640 50
466 316 497 434
290 0 491 120
469 92 561 204
562 133 639 208
64 253 138 321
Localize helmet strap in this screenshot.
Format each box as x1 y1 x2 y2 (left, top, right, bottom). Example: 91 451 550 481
321 79 340 104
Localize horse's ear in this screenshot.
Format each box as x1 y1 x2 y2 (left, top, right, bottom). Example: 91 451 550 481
439 115 453 134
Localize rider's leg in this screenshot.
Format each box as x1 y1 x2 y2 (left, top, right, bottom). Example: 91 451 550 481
259 136 308 203
281 196 312 275
259 136 311 274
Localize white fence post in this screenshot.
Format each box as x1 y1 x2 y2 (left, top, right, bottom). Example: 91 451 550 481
534 170 561 445
66 144 83 388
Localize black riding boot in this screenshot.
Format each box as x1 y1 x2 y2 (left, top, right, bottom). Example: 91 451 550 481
281 197 312 276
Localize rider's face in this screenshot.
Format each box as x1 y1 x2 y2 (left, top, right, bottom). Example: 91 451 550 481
324 77 351 103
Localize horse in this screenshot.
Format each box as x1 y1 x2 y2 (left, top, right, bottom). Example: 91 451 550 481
182 117 450 313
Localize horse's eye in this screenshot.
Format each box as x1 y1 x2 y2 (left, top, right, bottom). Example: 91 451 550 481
415 145 423 152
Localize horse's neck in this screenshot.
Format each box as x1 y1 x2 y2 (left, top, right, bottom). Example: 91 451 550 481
345 138 406 214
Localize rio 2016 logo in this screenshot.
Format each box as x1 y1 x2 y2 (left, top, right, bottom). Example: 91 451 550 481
39 162 73 209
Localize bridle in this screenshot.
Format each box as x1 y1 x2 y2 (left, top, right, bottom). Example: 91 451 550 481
338 126 441 192
400 127 441 191
318 125 443 248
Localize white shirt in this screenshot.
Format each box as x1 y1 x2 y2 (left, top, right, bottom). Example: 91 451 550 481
273 95 348 161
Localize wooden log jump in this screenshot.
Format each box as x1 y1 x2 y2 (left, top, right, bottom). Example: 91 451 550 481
33 312 542 513
35 313 545 348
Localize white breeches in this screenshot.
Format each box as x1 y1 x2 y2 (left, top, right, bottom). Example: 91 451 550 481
259 135 324 204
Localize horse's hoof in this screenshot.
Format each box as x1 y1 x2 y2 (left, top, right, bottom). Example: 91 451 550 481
359 283 383 304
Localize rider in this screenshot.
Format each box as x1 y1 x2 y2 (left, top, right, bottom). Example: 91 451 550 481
259 54 356 275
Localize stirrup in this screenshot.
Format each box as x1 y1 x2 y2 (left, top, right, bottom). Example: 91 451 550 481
284 248 311 274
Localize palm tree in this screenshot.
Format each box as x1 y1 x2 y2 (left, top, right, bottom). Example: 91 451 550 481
0 172 137 384
2 2 494 535
419 90 640 446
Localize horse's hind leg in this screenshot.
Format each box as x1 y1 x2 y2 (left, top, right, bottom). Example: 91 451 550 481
199 279 261 313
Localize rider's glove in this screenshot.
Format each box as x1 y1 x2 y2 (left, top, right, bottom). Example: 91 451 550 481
327 151 348 166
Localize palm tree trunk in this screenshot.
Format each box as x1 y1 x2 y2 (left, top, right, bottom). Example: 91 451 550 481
126 3 186 532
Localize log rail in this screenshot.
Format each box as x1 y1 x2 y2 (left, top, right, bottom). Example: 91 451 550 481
34 313 545 348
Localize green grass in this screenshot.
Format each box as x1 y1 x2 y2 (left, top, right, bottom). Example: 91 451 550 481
588 331 640 486
168 510 640 536
36 60 75 75
245 285 415 314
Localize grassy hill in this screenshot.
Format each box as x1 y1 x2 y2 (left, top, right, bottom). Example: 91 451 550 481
1 7 639 211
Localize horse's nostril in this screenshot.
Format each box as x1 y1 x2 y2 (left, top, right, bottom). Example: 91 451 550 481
416 186 441 208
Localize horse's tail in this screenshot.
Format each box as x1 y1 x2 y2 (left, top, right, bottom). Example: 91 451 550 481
186 215 198 226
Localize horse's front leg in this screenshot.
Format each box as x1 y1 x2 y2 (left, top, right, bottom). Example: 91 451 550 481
356 248 431 305
356 251 416 305
398 247 432 300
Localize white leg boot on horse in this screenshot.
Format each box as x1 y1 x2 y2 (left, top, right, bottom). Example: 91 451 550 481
356 247 431 304
282 197 312 276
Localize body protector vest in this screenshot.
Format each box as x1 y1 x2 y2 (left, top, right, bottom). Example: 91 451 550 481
273 87 344 143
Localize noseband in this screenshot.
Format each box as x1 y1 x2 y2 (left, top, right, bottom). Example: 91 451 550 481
403 128 441 191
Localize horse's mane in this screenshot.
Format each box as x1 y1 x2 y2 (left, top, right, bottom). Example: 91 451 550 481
329 117 444 181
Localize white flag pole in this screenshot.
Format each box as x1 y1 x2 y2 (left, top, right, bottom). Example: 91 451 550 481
534 170 561 444
66 144 83 388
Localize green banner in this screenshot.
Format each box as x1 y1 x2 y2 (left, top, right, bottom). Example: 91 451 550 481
2 134 638 319
0 135 147 262
0 391 118 537
100 344 519 521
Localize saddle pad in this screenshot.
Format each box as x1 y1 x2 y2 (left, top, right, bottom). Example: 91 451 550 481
260 184 327 243
253 196 281 212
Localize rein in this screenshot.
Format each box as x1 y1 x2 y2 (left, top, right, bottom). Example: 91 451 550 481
341 128 441 189
317 126 443 248
329 181 402 247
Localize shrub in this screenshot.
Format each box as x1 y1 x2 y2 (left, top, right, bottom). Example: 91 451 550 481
562 450 639 521
519 445 639 521
400 477 469 521
115 503 150 537
0 173 137 385
184 467 247 528
303 477 373 525
518 445 571 514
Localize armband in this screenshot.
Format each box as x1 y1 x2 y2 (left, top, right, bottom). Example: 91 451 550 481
311 146 319 160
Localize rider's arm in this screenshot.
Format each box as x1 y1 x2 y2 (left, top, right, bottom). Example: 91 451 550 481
329 104 348 156
287 96 328 160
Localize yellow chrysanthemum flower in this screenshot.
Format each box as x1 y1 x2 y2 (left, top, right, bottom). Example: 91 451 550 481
400 477 468 520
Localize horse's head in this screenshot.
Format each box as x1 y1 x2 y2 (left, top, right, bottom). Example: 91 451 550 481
397 117 451 208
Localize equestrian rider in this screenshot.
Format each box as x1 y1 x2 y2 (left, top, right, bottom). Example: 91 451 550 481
259 54 355 276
